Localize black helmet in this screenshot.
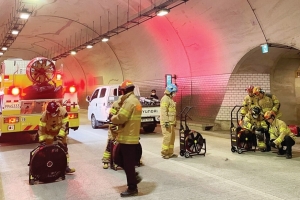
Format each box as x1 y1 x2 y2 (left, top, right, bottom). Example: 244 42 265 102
46 101 59 114
251 106 261 119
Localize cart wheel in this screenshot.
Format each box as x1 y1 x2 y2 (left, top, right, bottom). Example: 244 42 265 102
29 179 35 185
237 148 243 154
184 151 190 158
180 150 185 156
231 146 236 153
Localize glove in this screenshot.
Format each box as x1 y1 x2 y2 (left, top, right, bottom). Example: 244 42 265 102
111 125 118 132
270 140 281 148
107 113 113 121
270 140 276 148
164 122 170 128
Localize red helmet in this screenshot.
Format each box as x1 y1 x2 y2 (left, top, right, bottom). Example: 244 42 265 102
245 85 254 93
46 101 59 114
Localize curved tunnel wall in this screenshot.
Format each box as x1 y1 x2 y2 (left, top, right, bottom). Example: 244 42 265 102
18 0 300 129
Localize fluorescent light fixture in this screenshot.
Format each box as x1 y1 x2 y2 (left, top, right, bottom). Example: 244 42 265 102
0 52 3 55
70 51 76 55
86 44 93 49
156 8 170 16
12 30 19 35
20 12 30 19
101 36 110 42
2 47 7 51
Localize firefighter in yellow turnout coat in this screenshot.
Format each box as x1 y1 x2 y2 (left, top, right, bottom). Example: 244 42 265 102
38 101 75 174
102 95 123 169
242 106 268 151
240 85 258 117
264 111 296 159
111 80 143 197
160 83 178 159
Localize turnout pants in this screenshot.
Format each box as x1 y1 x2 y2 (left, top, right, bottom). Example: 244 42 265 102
161 125 176 157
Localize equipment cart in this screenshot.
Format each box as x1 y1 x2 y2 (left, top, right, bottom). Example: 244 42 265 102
179 106 206 158
230 105 256 154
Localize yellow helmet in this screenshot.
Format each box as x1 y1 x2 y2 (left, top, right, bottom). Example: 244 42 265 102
252 86 261 96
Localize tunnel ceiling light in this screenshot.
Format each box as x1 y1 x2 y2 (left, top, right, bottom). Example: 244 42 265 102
70 51 76 55
156 8 170 16
2 47 7 51
51 0 189 60
11 30 19 35
19 10 31 19
86 44 93 49
0 52 3 56
101 36 110 42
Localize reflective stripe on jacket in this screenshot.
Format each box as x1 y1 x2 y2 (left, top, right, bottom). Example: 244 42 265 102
269 118 296 145
38 107 69 142
160 94 176 125
111 92 142 144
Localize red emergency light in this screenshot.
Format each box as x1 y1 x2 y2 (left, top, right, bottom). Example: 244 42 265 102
11 87 20 95
4 117 20 123
69 86 76 93
56 73 62 80
68 113 78 119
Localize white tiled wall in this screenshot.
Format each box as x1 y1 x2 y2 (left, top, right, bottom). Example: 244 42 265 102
216 74 270 120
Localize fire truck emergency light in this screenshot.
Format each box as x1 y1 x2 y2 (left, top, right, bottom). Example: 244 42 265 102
68 113 78 119
4 117 19 123
11 87 20 95
69 86 76 93
56 73 62 80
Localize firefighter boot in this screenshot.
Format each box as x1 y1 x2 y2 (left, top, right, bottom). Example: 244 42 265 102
136 172 143 184
277 147 286 156
286 147 292 159
65 166 75 174
103 162 109 169
120 188 138 197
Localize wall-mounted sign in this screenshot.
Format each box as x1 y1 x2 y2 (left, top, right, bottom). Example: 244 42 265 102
165 74 172 87
261 44 269 53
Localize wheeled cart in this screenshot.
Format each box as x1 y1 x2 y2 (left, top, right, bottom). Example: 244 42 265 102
230 105 256 154
179 106 206 158
28 144 67 185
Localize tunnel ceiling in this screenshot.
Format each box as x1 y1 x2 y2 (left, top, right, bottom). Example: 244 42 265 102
0 0 300 86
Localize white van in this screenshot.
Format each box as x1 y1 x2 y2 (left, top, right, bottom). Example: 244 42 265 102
86 84 160 133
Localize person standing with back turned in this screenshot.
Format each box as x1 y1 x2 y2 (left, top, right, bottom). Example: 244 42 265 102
160 83 178 159
111 80 143 197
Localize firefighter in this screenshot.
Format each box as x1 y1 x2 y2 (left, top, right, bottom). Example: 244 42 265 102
253 86 281 117
253 86 281 151
242 106 268 151
102 94 123 169
264 111 296 159
38 101 75 174
160 83 178 159
111 80 143 197
240 85 258 117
